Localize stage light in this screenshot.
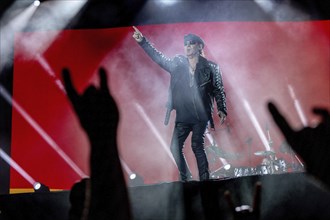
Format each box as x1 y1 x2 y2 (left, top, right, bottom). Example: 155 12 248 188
120 159 144 186
36 54 66 93
157 0 179 7
254 0 274 12
121 158 137 180
135 103 176 165
287 84 307 126
130 173 137 179
2 0 88 69
0 1 38 70
33 182 50 193
33 1 40 7
254 0 309 21
129 173 144 187
0 84 87 178
224 164 231 170
33 182 41 190
243 99 271 151
0 148 36 186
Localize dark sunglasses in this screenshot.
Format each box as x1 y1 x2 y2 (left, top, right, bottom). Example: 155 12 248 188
184 40 197 46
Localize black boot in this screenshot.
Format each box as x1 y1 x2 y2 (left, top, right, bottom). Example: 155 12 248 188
199 171 209 181
180 172 193 182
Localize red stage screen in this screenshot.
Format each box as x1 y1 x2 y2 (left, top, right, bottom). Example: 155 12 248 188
11 21 330 190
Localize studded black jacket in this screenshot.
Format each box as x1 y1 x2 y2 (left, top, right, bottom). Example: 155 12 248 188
138 37 227 128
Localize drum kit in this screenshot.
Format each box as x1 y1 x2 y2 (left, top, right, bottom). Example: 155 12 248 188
207 146 294 179
254 150 288 175
206 126 304 179
230 150 290 177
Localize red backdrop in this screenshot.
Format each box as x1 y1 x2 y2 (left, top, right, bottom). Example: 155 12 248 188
11 21 330 189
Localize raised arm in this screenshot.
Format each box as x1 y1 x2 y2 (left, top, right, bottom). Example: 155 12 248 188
63 68 131 220
268 102 330 189
132 26 175 73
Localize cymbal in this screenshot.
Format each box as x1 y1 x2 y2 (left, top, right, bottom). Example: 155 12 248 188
254 150 276 157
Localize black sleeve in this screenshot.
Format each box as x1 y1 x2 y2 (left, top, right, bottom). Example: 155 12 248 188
210 62 227 116
138 37 175 73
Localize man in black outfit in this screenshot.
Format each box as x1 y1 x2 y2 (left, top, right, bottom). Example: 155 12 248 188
133 26 227 181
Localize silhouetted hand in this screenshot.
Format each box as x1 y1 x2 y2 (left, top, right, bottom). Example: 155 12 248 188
224 182 262 220
268 102 330 188
62 67 119 140
63 67 131 220
69 178 91 220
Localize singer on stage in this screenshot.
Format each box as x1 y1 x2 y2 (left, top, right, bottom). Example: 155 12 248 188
133 27 227 181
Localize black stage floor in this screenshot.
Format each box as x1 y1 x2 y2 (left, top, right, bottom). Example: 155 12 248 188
0 173 330 220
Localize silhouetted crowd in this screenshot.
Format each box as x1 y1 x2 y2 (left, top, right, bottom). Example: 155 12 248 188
62 66 329 220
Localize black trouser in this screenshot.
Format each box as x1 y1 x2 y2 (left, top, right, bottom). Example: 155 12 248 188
170 121 209 181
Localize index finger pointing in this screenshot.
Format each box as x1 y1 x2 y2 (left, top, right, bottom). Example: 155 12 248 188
133 26 141 34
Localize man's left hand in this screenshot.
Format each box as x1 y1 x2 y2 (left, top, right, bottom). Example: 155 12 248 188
218 111 226 124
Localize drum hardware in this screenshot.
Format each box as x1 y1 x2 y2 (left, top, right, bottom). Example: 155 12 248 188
254 124 304 174
254 150 276 157
257 157 290 175
291 154 305 172
233 166 256 177
256 122 277 174
210 165 232 179
254 146 290 175
280 141 305 172
245 137 253 167
269 158 287 173
206 145 237 179
256 165 270 175
254 150 277 174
